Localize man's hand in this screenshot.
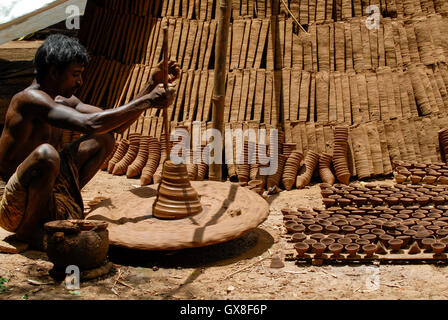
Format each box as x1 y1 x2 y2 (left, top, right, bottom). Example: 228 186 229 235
136 60 180 98
139 83 176 109
151 60 181 85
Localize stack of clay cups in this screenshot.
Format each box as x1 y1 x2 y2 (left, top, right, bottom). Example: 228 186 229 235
257 144 270 189
248 141 260 181
107 139 129 173
185 149 198 181
439 128 448 162
101 141 118 171
296 150 320 189
236 141 250 184
141 137 162 186
282 151 304 191
267 154 287 190
112 133 141 175
197 145 209 181
153 137 171 184
332 126 351 185
319 152 336 185
282 143 297 158
126 135 151 178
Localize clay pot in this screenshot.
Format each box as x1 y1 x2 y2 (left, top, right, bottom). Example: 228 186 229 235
423 175 437 184
345 243 360 257
308 224 324 234
294 242 310 257
410 175 422 184
362 243 378 257
361 234 377 243
394 174 408 184
431 242 446 255
291 232 307 243
422 238 436 251
284 221 300 233
338 237 352 245
388 239 404 251
44 220 109 270
312 243 327 256
328 243 344 257
321 237 335 246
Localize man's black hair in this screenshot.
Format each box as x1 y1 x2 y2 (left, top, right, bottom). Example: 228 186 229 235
34 34 89 82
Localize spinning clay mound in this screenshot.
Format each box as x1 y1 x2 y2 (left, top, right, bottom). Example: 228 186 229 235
86 181 269 251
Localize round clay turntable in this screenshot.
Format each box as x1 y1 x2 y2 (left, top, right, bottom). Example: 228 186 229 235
85 181 269 251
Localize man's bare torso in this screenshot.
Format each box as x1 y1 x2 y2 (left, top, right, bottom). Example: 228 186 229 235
0 85 64 181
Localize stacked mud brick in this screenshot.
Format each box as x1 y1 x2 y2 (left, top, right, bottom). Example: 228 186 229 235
75 0 448 189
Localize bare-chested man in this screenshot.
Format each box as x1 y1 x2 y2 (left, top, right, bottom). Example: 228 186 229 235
0 34 180 249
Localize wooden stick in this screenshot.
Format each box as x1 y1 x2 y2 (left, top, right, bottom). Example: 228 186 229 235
162 24 171 160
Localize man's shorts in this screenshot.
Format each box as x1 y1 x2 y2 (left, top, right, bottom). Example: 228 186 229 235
0 145 85 232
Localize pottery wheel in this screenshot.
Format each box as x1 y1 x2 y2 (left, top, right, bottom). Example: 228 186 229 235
85 181 269 251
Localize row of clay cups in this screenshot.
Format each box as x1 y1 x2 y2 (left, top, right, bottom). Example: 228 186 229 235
392 160 448 170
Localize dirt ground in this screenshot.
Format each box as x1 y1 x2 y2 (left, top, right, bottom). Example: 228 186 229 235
1 171 448 301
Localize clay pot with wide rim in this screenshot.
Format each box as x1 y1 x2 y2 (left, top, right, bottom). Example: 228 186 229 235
362 243 378 257
294 243 310 257
44 220 109 270
345 243 360 257
388 239 404 251
328 243 344 257
312 243 327 256
431 242 446 255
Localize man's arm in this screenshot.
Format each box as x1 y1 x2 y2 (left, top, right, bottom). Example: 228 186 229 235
20 84 174 135
55 95 139 134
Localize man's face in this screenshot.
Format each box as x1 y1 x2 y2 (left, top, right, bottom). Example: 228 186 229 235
55 62 85 98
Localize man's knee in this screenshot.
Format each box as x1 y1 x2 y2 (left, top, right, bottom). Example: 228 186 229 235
33 144 60 174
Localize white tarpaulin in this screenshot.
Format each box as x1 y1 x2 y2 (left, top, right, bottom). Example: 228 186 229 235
0 0 57 24
0 0 87 45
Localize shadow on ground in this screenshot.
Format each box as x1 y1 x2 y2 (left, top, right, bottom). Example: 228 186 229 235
108 227 275 269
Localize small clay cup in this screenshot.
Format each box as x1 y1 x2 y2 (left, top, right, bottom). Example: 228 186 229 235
294 242 310 257
312 243 327 256
388 239 404 251
431 242 446 255
362 243 378 257
329 243 344 257
320 237 336 246
422 238 436 251
338 237 352 245
284 221 300 233
291 232 307 243
345 243 360 257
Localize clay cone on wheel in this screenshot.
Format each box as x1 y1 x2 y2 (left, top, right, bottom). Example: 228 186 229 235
319 152 335 185
152 160 202 220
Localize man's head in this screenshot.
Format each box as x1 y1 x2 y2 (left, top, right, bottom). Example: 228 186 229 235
34 34 89 97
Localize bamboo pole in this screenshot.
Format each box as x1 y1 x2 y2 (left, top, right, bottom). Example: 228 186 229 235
162 24 171 160
209 0 231 181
